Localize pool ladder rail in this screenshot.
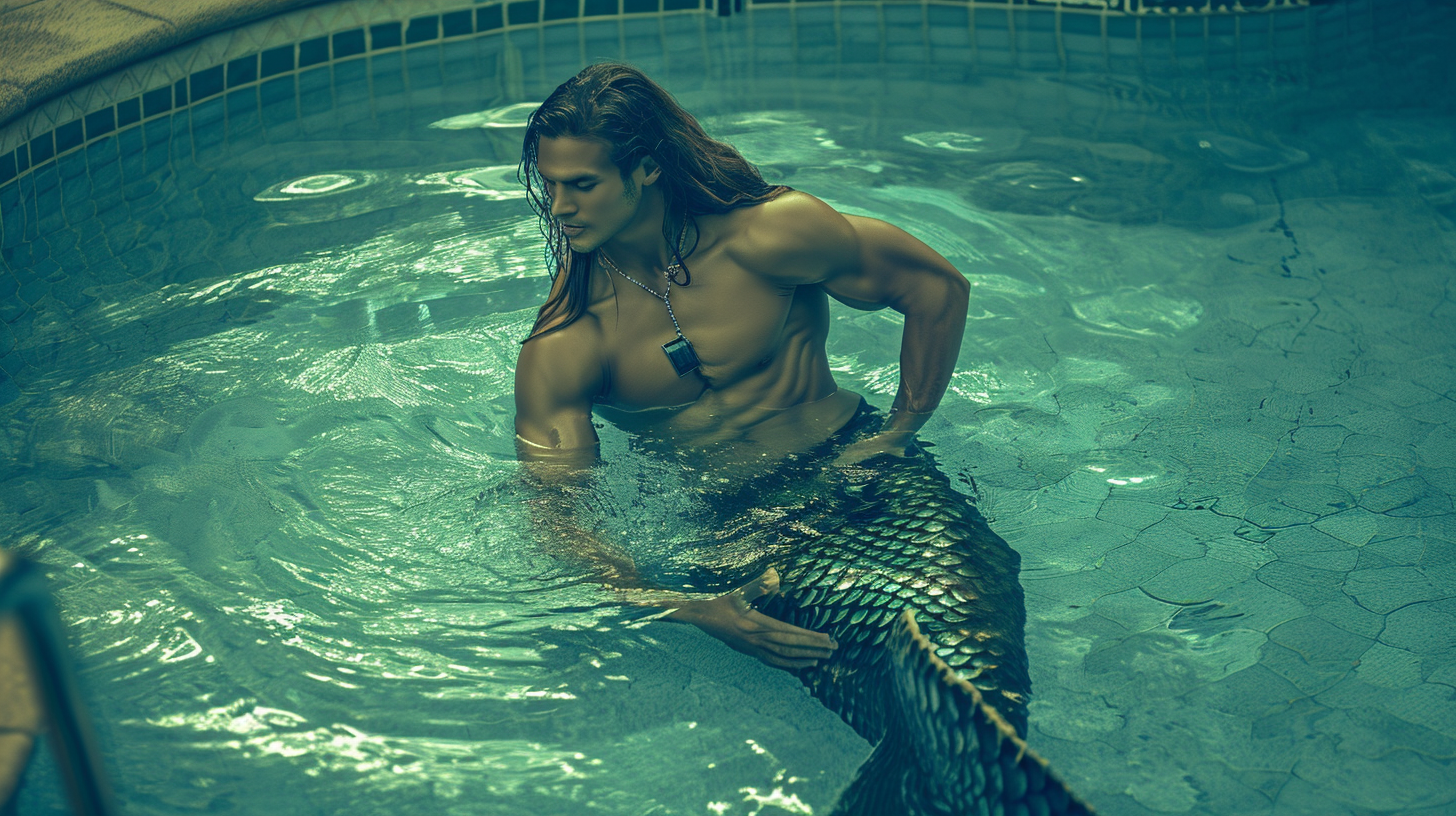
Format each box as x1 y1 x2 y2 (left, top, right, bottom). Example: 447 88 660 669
0 550 117 816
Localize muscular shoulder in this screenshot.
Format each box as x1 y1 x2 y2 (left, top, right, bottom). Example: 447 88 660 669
516 312 607 411
725 191 858 285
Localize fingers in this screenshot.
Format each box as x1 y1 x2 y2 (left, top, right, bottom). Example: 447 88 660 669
762 654 826 670
758 639 836 669
766 643 836 661
685 578 842 671
744 611 837 656
755 635 835 668
832 434 911 467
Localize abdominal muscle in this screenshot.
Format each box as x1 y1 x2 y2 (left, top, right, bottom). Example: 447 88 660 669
596 385 863 464
593 322 865 471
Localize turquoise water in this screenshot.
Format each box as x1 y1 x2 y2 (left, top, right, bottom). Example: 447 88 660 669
4 61 1456 816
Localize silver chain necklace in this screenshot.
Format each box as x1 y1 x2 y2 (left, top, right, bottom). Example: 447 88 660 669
597 224 701 377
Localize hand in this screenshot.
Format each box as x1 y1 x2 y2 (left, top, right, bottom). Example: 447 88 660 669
832 431 913 467
667 568 838 670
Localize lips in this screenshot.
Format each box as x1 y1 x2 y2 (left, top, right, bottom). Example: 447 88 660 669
560 224 585 236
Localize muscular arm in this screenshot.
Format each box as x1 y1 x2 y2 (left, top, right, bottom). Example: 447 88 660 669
514 322 603 463
514 321 643 583
736 193 971 451
829 214 970 437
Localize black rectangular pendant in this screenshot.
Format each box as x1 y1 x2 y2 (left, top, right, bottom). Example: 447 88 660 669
662 336 701 377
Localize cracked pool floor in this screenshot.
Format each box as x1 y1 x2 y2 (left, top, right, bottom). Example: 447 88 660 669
950 183 1456 813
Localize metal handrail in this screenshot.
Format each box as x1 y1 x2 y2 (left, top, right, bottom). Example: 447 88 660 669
0 551 117 816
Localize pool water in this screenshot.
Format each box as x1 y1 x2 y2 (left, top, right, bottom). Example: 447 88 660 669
4 60 1456 816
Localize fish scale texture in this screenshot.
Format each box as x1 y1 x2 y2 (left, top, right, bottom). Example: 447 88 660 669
744 450 1092 814
755 450 1032 740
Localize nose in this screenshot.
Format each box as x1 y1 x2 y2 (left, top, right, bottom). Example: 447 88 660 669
549 187 573 219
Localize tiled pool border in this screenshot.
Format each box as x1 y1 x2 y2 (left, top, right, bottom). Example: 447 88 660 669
0 0 1419 195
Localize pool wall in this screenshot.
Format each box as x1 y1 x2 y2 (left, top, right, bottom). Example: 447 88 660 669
0 0 1452 404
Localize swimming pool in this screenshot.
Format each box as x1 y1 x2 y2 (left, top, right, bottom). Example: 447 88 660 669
2 0 1455 813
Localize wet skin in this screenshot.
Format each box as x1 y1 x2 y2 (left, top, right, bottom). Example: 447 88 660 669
514 135 970 669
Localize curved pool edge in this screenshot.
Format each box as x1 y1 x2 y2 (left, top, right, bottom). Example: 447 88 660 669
0 0 335 132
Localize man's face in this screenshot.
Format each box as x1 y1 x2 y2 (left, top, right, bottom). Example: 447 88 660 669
536 136 649 253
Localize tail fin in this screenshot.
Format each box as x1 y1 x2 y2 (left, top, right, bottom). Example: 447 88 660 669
830 610 1095 815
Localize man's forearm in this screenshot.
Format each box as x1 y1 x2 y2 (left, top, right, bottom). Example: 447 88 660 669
517 456 649 588
525 492 643 585
883 270 970 435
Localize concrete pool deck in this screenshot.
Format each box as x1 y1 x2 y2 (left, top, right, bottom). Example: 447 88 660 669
0 0 327 131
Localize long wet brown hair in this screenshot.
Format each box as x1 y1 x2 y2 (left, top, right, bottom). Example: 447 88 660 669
519 62 790 339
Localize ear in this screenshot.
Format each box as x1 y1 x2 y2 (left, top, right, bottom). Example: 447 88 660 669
638 155 662 187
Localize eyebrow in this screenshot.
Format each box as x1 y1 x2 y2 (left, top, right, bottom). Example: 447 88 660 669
539 171 600 184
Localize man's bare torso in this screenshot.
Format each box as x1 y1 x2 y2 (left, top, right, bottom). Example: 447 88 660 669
550 202 863 460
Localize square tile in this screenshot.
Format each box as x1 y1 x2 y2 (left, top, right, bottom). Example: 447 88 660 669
191 65 225 102
372 21 404 48
443 8 475 36
299 36 330 67
192 96 228 150
161 111 190 170
407 14 441 43
261 44 296 77
545 0 580 20
227 55 260 88
141 86 172 119
478 5 504 31
335 28 368 58
29 133 54 166
509 0 542 24
54 120 84 155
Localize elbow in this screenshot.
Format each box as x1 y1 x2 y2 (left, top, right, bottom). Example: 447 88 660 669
893 262 969 322
938 263 970 320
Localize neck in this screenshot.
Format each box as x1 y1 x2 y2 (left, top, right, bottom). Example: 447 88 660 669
600 188 676 274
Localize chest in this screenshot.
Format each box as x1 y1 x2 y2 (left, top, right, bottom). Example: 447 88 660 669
596 255 825 409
